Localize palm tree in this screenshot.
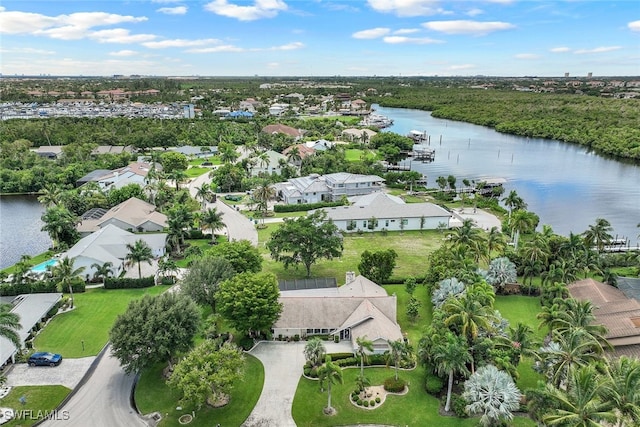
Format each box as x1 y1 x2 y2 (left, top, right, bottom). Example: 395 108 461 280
356 336 374 378
582 218 613 253
433 332 471 412
554 299 610 350
200 207 225 243
317 355 343 415
463 364 522 427
125 239 154 279
385 339 411 381
446 218 486 262
90 261 114 286
252 183 275 225
484 226 507 261
38 183 63 208
601 356 640 427
502 190 527 218
520 232 551 269
543 365 616 427
195 182 213 209
168 169 188 191
303 337 326 367
51 256 86 309
509 210 537 249
41 206 79 250
0 304 21 349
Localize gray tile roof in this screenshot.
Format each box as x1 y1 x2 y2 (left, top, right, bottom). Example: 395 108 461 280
617 276 640 301
320 192 450 221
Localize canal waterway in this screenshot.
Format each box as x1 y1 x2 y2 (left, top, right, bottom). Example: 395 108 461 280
0 195 50 269
375 105 640 244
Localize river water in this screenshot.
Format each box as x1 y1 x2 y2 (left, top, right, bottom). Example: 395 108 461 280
374 105 640 244
1 108 639 268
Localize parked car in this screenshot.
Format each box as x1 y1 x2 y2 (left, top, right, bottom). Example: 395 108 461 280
28 352 62 367
224 194 243 202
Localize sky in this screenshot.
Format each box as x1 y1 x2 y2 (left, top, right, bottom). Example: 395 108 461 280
1 1 639 77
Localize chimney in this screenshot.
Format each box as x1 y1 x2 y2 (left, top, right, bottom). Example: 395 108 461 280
345 271 356 284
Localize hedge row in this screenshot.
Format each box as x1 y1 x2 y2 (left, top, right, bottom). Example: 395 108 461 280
0 281 59 296
273 200 346 213
104 276 155 289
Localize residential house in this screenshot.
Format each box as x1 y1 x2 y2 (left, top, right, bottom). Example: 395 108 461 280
91 145 135 156
317 192 452 233
262 124 304 140
78 161 157 190
305 139 334 151
171 145 218 158
35 145 64 159
272 172 384 204
341 128 377 143
273 273 403 354
0 293 63 367
77 197 168 237
282 144 316 167
568 278 640 348
249 150 288 176
63 223 166 280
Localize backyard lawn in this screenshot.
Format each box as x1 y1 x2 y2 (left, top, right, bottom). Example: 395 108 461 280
1 385 70 427
135 354 264 427
34 286 169 357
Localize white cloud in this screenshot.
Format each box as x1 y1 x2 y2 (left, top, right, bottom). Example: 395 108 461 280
109 50 138 57
394 28 420 35
0 47 55 55
271 42 304 50
383 36 443 44
423 20 515 35
466 8 484 17
367 0 447 17
515 53 540 59
0 10 147 35
204 0 287 21
574 46 622 54
89 29 157 44
187 45 245 53
550 47 571 53
157 6 188 15
628 20 640 32
143 38 221 48
352 27 391 39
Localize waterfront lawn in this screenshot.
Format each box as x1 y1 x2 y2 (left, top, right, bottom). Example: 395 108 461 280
135 354 264 427
494 295 545 339
34 286 169 357
1 251 55 275
257 225 446 283
2 385 70 427
344 149 377 163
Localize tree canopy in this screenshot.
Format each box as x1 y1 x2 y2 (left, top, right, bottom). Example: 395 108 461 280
357 249 398 284
180 255 236 312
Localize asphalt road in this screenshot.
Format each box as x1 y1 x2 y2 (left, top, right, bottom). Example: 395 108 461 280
39 347 148 427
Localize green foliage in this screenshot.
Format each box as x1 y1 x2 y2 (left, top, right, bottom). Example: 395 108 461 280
383 377 406 393
217 272 282 335
357 249 398 284
450 394 469 418
207 239 263 274
104 276 155 289
180 255 236 312
273 200 346 212
425 372 445 395
160 151 188 173
110 292 200 373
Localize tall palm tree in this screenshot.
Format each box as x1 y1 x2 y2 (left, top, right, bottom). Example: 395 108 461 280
447 218 486 262
51 256 86 309
90 261 114 286
433 332 471 412
303 337 326 367
601 356 640 427
0 304 21 349
484 226 507 262
385 339 411 381
502 190 527 218
356 336 374 378
195 182 213 210
520 232 551 269
253 183 275 225
509 210 537 249
555 299 610 350
582 218 613 253
38 183 63 208
168 169 188 191
125 239 154 279
317 355 343 414
543 365 616 427
200 207 225 243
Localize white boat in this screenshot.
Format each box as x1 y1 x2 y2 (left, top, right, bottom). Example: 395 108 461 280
408 130 428 142
362 113 394 128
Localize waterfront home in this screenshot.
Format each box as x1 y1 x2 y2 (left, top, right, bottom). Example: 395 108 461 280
273 273 403 353
76 161 158 190
272 172 384 205
316 192 452 233
341 128 377 143
77 197 167 237
63 224 166 280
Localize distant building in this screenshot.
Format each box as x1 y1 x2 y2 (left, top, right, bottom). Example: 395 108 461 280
273 172 384 204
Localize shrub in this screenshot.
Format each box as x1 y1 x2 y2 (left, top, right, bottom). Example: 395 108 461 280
310 366 319 378
425 372 445 395
104 277 155 289
293 334 300 342
238 335 254 351
369 400 376 407
273 200 346 213
303 367 311 376
451 394 469 418
328 352 355 361
334 335 340 343
363 400 369 407
357 399 363 406
384 377 406 393
375 396 381 403
71 281 86 293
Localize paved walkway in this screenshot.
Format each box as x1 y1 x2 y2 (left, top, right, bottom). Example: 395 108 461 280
243 341 352 427
449 208 502 231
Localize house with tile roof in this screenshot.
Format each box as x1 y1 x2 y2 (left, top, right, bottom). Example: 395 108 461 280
272 172 384 204
77 161 157 190
273 273 403 353
318 192 452 233
77 197 167 237
262 123 304 139
568 278 640 348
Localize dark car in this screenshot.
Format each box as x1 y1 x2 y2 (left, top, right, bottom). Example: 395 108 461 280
28 352 62 367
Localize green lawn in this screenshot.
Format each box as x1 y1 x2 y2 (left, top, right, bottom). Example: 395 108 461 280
494 295 545 339
1 251 55 275
1 385 70 427
258 225 446 283
135 354 264 427
384 284 432 345
344 148 377 163
34 286 169 357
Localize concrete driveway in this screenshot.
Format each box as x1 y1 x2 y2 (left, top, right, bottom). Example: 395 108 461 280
243 341 352 427
6 357 96 389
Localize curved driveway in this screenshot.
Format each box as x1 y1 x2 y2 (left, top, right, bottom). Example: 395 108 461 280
39 347 147 427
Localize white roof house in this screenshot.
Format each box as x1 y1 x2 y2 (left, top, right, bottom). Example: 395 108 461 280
317 192 452 232
274 274 403 353
64 224 166 280
0 293 63 367
77 197 167 236
249 150 288 177
272 173 384 205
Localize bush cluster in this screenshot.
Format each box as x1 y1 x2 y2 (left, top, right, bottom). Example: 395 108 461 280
383 377 406 393
450 394 469 418
0 280 58 296
425 372 445 395
273 200 346 213
104 277 155 289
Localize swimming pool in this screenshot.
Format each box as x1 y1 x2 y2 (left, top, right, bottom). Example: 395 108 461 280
31 258 58 273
